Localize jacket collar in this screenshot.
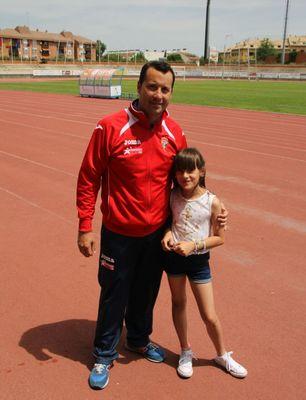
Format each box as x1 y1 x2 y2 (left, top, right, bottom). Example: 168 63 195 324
129 99 170 129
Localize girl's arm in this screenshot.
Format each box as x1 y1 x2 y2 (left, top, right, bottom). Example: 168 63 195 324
202 195 225 250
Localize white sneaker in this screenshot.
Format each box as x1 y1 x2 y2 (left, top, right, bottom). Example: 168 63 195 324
214 351 247 378
177 349 194 378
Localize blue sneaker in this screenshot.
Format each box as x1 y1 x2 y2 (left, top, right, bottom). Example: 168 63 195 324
89 362 112 390
125 342 165 363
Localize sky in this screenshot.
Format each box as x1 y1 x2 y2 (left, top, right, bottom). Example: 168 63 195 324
1 1 305 55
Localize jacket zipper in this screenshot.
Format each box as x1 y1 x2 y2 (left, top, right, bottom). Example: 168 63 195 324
146 130 153 225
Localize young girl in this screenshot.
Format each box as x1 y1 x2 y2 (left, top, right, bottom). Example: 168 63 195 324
161 147 247 379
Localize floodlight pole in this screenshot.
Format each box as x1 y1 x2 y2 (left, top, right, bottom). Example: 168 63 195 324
281 0 290 65
204 0 211 62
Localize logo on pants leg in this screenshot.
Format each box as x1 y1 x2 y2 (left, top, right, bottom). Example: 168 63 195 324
100 253 115 270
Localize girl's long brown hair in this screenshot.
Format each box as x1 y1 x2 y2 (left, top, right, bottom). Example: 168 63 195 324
173 147 206 187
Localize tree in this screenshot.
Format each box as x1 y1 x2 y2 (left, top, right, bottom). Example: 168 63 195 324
199 56 206 65
166 53 183 63
289 50 297 63
257 38 276 62
96 40 106 61
130 51 146 63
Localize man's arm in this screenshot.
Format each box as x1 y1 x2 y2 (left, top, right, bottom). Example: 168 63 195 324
76 123 109 257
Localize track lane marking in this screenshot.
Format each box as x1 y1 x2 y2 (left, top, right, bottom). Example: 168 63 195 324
0 150 77 177
0 118 88 140
189 138 306 163
0 186 74 226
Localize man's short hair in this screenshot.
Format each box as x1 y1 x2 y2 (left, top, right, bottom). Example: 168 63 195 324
138 61 176 89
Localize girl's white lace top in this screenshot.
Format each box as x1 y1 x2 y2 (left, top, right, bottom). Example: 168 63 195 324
170 188 215 255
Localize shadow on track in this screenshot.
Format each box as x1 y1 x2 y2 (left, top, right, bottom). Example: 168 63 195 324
19 319 95 369
19 319 213 371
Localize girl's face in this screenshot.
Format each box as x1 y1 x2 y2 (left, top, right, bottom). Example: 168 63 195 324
175 167 204 194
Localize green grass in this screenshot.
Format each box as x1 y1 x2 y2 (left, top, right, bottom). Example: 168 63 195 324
0 79 305 115
0 80 78 95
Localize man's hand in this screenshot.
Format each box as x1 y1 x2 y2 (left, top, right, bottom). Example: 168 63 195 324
78 231 96 257
173 241 195 257
161 230 174 251
217 202 229 228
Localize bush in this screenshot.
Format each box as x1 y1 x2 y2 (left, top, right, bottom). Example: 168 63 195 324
289 50 297 63
167 53 183 63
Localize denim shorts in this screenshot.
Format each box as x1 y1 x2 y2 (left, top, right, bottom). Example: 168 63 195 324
164 251 212 284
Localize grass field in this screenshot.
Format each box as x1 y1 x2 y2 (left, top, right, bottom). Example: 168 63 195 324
0 79 305 115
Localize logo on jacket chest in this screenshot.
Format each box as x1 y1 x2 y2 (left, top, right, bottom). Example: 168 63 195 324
161 136 169 150
124 139 141 146
123 138 143 156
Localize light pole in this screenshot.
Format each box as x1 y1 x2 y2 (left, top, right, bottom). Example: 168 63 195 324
204 0 211 62
281 0 290 65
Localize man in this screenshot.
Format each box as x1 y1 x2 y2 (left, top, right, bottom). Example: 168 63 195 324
77 61 226 389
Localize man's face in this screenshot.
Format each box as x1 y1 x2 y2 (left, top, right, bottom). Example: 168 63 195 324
137 67 173 124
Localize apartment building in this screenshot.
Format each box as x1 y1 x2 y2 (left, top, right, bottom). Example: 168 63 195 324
219 35 306 64
0 25 96 62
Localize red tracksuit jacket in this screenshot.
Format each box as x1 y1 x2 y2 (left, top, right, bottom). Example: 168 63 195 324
77 100 187 237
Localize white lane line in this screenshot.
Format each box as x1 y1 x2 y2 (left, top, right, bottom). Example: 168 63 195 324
176 113 306 129
0 118 88 140
0 99 102 119
229 201 306 234
0 95 121 111
0 186 74 226
187 128 306 153
177 117 306 141
0 107 94 126
182 116 306 137
0 96 116 114
210 173 306 202
188 138 306 163
210 173 279 193
0 150 77 177
171 104 306 124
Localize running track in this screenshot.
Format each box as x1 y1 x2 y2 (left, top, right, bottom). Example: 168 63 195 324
1 90 305 400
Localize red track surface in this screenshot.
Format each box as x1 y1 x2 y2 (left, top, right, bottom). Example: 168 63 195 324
1 90 305 400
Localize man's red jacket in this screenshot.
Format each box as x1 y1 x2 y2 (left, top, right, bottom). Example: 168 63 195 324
77 100 187 237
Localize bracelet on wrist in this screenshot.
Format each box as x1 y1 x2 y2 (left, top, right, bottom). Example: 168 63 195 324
193 239 206 253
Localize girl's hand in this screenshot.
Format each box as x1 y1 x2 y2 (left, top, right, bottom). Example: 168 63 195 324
217 202 228 228
161 230 174 251
173 241 195 257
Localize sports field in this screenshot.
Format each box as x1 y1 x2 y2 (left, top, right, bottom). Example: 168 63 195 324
0 78 305 115
1 88 306 400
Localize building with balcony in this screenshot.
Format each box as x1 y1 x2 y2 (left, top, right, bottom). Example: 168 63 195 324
219 35 306 64
0 25 96 62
